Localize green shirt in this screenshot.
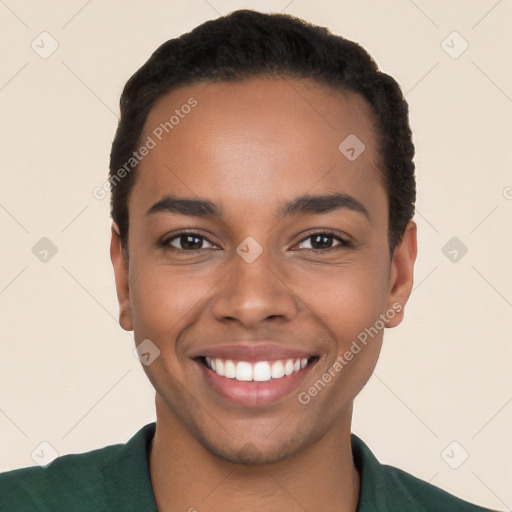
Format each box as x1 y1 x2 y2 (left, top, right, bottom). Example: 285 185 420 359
0 423 498 511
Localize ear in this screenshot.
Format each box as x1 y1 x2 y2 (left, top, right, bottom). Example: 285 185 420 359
385 220 417 328
110 222 133 331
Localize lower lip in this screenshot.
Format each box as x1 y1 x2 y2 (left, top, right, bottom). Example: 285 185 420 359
197 360 315 407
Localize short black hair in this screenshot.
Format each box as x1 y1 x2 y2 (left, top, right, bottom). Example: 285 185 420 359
109 9 415 255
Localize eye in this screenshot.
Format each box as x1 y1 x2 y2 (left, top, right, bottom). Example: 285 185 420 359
159 229 352 254
295 231 352 252
160 231 217 252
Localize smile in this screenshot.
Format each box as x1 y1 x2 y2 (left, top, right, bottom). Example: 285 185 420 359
204 357 310 382
194 344 319 407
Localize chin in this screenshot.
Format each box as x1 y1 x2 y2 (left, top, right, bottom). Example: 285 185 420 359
201 428 314 466
209 442 292 466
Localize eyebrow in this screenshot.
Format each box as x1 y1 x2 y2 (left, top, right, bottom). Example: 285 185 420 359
146 193 370 221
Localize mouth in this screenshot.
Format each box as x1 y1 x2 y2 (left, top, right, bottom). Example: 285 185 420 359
200 356 315 382
194 348 319 407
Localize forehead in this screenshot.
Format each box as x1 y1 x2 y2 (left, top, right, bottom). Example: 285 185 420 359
131 77 386 220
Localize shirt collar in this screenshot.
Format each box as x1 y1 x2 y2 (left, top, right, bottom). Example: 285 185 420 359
107 422 158 511
351 433 391 511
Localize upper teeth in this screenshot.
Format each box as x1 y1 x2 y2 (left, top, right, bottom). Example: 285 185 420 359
205 357 309 382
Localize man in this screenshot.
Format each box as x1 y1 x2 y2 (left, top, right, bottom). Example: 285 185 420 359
0 9 499 512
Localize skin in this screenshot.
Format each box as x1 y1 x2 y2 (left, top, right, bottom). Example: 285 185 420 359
111 77 417 512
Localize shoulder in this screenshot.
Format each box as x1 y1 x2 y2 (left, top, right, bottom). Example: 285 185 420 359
0 443 122 510
377 462 497 512
350 434 499 512
0 423 157 512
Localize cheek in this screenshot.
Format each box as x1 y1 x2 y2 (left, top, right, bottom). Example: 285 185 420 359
295 266 387 414
128 261 208 342
301 259 389 344
130 261 182 342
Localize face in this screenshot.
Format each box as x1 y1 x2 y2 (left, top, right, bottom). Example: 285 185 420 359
111 77 417 464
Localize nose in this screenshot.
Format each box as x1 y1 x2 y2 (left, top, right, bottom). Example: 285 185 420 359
211 246 298 329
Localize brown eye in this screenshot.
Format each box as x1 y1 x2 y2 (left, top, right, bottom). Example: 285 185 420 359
161 231 216 252
296 231 352 252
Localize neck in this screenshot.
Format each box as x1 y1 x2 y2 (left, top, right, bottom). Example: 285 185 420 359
149 396 360 512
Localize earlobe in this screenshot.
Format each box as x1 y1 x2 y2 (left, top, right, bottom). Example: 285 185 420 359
110 222 133 331
385 221 418 328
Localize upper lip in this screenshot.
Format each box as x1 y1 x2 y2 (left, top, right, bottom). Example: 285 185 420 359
191 343 315 362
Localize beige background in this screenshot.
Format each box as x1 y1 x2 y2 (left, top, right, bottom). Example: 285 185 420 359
0 0 511 510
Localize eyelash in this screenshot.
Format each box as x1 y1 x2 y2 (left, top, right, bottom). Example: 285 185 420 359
159 229 353 254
